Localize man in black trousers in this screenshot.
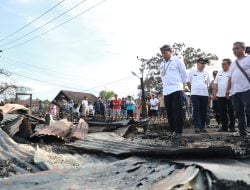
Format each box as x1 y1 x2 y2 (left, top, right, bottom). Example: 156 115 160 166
213 59 235 132
226 42 250 137
159 45 187 138
245 47 250 128
187 59 210 133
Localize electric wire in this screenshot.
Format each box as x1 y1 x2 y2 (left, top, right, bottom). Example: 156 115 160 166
0 0 66 42
3 0 107 51
1 0 88 47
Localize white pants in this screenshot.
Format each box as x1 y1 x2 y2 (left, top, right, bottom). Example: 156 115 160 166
112 109 121 117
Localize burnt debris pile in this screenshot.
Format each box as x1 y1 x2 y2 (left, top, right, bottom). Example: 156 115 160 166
1 104 250 189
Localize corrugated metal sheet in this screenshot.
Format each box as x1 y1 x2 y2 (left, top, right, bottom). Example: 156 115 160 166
66 133 250 158
31 119 72 140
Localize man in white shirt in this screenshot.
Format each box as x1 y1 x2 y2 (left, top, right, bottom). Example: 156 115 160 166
226 42 250 137
160 45 187 138
149 94 159 118
245 47 250 128
81 96 89 117
187 58 210 133
213 59 235 132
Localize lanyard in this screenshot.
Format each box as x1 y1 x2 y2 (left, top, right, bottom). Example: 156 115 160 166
164 61 171 73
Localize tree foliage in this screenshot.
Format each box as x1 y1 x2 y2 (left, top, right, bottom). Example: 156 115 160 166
99 90 117 100
138 43 219 94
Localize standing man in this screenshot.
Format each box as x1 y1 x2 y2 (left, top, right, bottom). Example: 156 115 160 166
126 95 135 119
160 45 187 138
213 59 235 132
121 98 127 118
81 96 89 117
209 71 221 127
226 42 250 137
112 95 121 120
245 47 250 128
149 94 159 119
187 59 210 133
158 92 167 119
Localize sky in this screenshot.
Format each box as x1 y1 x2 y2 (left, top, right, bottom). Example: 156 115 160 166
0 0 250 100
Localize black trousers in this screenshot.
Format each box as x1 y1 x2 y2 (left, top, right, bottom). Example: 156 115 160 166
212 100 220 125
127 110 134 119
232 90 250 135
164 91 184 133
218 97 235 130
191 95 208 130
246 113 250 128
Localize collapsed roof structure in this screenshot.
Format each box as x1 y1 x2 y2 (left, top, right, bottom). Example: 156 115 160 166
53 90 98 104
0 104 250 189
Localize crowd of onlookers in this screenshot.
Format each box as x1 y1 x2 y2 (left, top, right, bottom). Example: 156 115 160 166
48 95 141 121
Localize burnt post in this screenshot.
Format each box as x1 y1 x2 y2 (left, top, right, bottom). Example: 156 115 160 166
132 56 147 119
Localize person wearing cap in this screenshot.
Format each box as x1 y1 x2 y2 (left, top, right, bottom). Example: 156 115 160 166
213 59 235 132
159 45 187 138
226 42 250 137
187 58 210 133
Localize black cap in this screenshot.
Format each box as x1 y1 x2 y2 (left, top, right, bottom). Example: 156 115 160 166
197 58 208 64
160 45 172 52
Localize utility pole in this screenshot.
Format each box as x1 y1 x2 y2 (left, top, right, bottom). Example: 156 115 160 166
132 56 147 118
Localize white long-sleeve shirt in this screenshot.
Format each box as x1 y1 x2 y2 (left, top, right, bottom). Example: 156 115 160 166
229 56 250 95
160 56 187 95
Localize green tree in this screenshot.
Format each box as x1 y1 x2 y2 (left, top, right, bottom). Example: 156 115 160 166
138 43 219 93
99 90 117 100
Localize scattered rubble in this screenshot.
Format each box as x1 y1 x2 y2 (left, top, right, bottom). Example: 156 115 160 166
1 103 250 189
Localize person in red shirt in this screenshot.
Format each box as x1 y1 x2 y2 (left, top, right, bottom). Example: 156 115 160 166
112 95 121 120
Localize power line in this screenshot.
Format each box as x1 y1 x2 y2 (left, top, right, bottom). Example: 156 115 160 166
3 0 107 51
0 59 97 87
5 69 132 94
85 76 132 91
10 71 87 92
0 0 66 42
2 56 99 82
1 0 88 47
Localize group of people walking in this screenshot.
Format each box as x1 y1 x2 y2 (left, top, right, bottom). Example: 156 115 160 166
160 42 250 138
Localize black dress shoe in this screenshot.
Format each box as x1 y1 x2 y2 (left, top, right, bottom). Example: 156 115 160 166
229 128 236 132
218 128 228 132
194 129 200 133
201 129 207 133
